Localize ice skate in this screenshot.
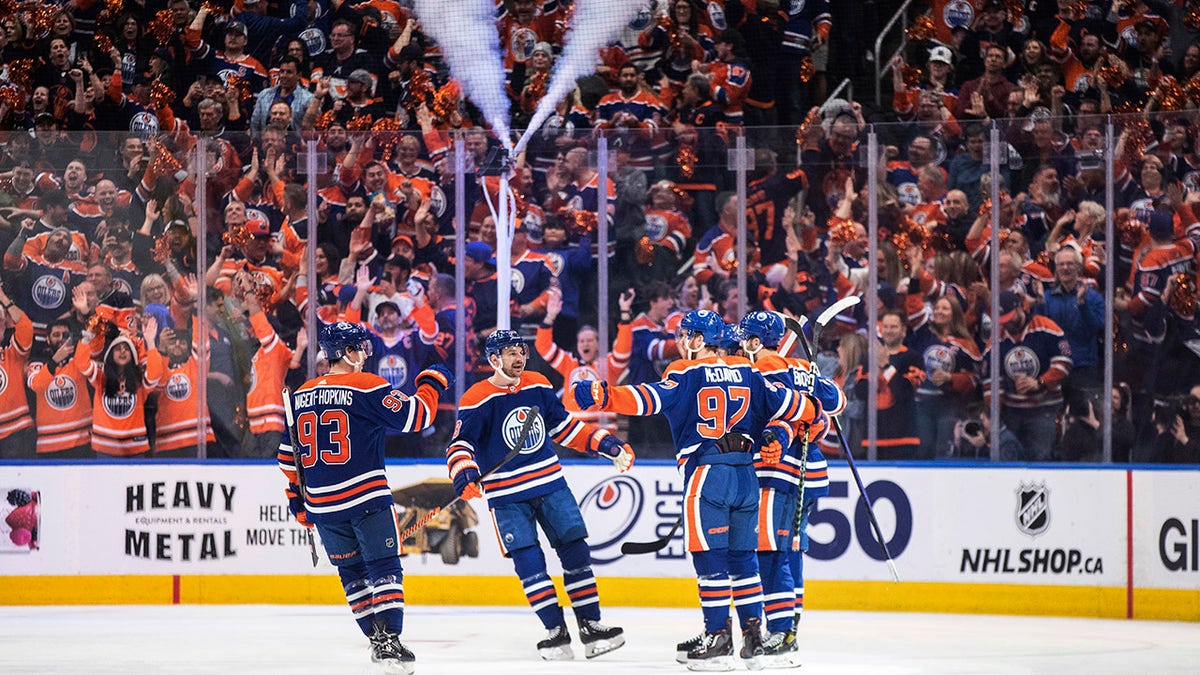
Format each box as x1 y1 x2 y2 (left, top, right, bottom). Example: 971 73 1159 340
369 625 416 674
685 628 735 672
740 617 765 670
536 623 574 661
577 618 625 658
677 618 731 663
761 630 801 669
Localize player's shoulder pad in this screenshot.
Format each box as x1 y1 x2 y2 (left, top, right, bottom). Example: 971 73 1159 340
458 379 500 410
328 372 390 391
754 352 790 374
520 370 553 388
661 358 693 377
1027 315 1065 336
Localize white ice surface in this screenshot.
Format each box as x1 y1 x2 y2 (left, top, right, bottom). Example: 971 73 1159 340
0 605 1197 674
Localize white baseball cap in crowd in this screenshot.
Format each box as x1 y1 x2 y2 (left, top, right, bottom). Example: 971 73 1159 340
929 46 953 65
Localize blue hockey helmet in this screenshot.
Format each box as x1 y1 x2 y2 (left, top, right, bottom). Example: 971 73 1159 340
718 323 744 353
484 329 526 360
738 310 785 348
679 309 724 346
318 321 373 361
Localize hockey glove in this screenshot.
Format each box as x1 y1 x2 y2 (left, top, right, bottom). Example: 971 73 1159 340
285 484 312 528
415 364 454 394
452 464 483 500
572 380 609 410
596 433 635 473
760 429 783 465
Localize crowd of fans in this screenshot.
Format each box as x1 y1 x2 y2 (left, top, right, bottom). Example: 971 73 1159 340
0 0 1197 463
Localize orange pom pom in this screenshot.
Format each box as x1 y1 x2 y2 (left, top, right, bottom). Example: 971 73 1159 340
1168 273 1197 317
901 64 923 88
906 15 936 43
222 223 252 248
798 56 815 84
149 9 174 44
828 217 857 247
347 114 374 130
676 144 697 179
1187 8 1200 31
635 236 655 265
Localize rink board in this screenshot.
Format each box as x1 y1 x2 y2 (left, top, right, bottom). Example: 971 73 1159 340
0 462 1196 621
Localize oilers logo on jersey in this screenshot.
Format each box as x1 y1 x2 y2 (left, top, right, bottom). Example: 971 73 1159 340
0 367 6 394
943 0 975 29
568 364 601 386
923 344 957 374
32 274 67 310
510 28 537 62
165 373 191 402
1004 346 1040 379
511 269 526 295
377 354 409 390
103 391 137 419
645 213 669 241
504 406 545 453
46 374 77 410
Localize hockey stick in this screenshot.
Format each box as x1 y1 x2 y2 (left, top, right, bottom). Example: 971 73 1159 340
620 515 682 555
399 405 540 542
787 300 902 582
281 387 319 568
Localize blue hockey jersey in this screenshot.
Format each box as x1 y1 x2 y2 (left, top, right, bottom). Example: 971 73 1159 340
446 371 616 507
594 355 819 480
278 372 441 524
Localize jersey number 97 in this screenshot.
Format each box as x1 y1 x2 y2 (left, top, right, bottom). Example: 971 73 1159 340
696 386 750 439
296 410 352 467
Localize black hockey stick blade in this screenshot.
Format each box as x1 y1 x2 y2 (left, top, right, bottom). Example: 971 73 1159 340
620 516 682 555
282 387 319 568
399 406 540 541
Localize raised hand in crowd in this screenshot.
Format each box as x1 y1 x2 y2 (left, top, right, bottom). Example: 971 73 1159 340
143 315 159 352
544 285 562 324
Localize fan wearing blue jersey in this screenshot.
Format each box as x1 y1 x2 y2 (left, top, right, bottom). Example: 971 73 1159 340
447 329 632 662
278 322 453 674
739 311 845 666
574 310 822 671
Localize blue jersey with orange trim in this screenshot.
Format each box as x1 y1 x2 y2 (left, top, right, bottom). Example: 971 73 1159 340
628 313 678 385
751 353 842 498
278 371 442 524
595 355 818 482
447 371 616 508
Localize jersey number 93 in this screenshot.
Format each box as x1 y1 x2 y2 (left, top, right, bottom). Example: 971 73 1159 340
296 410 352 467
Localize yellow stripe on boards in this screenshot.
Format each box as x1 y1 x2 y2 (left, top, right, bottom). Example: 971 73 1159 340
2 576 1197 622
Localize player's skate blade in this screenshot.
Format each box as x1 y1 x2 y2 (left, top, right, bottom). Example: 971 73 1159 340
686 629 735 672
578 619 625 658
676 631 704 663
678 618 730 663
537 623 574 661
761 630 801 669
369 628 416 674
740 617 765 671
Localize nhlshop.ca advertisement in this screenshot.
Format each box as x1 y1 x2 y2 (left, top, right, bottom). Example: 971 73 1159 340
0 463 1192 591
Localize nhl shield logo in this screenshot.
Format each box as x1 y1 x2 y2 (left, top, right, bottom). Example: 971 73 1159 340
1015 482 1050 537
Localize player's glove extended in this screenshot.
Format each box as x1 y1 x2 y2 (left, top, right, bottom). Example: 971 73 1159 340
595 432 635 473
759 429 783 465
415 364 454 394
572 379 609 410
451 464 483 500
285 484 312 528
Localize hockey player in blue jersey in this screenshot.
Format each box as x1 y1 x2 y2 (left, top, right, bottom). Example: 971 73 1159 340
279 322 453 674
739 310 845 667
574 309 823 671
447 329 633 661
